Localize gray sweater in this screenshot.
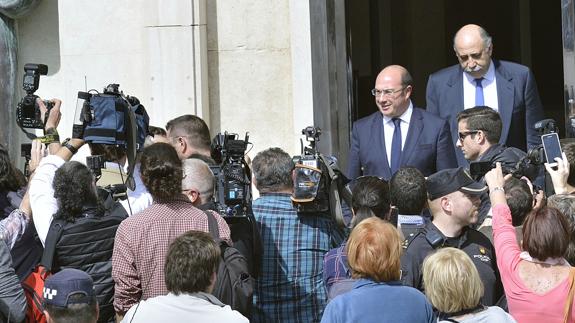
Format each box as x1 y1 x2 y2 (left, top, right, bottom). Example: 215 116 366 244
0 240 26 322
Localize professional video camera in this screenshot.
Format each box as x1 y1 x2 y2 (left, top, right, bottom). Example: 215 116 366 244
210 132 252 216
291 126 350 227
16 63 53 129
469 119 558 181
73 83 150 192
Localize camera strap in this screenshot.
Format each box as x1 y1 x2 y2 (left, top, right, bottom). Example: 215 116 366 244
18 126 39 141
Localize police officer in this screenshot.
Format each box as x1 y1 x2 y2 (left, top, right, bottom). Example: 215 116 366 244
400 167 503 306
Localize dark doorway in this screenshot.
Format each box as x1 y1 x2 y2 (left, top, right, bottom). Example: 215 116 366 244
347 0 565 135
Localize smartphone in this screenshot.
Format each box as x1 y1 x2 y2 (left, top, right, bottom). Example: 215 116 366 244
542 133 563 166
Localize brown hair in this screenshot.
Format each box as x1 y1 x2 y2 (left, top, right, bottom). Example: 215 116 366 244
522 206 570 261
346 217 402 282
165 230 220 294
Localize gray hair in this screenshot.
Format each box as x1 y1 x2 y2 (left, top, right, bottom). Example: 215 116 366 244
182 158 215 202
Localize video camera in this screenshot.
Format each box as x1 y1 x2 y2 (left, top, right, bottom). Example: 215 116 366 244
291 126 349 227
16 63 53 129
73 84 150 192
210 132 252 216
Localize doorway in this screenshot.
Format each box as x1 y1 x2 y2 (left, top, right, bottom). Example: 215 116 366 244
346 0 564 135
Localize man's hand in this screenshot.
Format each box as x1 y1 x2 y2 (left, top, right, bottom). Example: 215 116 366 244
37 98 62 131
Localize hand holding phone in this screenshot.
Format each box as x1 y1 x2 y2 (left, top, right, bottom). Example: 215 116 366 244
542 133 563 167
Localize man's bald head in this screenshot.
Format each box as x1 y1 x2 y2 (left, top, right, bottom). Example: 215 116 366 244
373 65 413 118
453 24 493 79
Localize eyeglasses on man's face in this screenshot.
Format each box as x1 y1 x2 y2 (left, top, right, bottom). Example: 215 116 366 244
458 130 479 142
371 87 406 98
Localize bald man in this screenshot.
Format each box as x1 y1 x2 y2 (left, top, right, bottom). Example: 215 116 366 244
347 65 457 180
426 24 545 166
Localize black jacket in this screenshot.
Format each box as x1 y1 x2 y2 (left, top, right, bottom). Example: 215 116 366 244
50 205 126 323
400 222 503 306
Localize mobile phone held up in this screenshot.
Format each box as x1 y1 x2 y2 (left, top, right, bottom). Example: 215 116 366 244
541 133 562 167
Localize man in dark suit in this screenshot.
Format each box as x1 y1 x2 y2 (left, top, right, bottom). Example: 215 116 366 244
347 65 457 180
426 24 545 166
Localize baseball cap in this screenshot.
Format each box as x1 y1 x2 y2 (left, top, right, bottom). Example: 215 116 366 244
43 269 96 308
426 167 487 201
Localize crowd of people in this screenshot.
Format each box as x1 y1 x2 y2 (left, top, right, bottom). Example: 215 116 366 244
0 22 573 323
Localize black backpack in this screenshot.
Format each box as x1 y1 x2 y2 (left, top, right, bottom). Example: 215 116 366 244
204 211 254 319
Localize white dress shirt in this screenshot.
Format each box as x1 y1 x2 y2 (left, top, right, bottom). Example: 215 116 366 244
463 61 498 111
382 102 413 164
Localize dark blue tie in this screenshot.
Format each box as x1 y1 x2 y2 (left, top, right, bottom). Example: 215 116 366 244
390 118 402 175
475 78 484 106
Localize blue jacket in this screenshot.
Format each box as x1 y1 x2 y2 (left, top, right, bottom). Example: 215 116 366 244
321 278 435 323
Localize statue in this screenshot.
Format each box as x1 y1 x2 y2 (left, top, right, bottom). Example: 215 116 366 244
0 0 41 150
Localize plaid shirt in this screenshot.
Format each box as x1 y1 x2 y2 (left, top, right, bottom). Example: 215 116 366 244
322 242 351 292
252 193 345 323
0 209 28 249
112 195 231 315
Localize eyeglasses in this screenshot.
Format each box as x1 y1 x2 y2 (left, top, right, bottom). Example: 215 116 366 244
458 130 479 142
371 87 406 98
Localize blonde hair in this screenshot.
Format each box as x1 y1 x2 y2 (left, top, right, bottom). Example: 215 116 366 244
346 217 402 282
422 248 483 313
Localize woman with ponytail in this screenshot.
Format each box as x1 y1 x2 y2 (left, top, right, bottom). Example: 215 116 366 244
323 176 392 299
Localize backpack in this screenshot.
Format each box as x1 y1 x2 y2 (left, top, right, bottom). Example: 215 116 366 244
205 211 254 319
21 219 65 323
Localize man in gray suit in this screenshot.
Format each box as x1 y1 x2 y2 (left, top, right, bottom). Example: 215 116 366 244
426 24 545 166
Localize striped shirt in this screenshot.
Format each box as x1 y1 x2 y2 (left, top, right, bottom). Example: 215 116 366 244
251 193 344 323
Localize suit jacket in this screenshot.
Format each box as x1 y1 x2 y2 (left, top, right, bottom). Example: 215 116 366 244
426 60 545 166
347 107 457 180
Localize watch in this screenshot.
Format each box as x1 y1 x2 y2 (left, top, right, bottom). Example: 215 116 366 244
61 138 78 154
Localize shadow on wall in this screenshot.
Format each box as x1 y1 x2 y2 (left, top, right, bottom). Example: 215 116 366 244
206 0 221 134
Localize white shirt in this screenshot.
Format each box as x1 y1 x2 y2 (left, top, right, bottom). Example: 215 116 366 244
121 292 249 323
382 102 413 164
119 164 153 216
29 155 65 246
463 61 498 111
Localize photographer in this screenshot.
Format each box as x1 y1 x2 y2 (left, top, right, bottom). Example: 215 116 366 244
29 98 125 322
456 106 526 225
457 106 526 172
251 147 344 323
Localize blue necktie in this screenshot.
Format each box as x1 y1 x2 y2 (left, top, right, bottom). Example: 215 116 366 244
475 78 484 106
390 118 402 175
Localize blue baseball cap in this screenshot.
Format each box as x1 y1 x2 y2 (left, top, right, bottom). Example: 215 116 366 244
43 269 96 308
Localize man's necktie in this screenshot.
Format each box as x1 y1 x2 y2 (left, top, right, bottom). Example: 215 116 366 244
475 78 484 106
390 118 402 175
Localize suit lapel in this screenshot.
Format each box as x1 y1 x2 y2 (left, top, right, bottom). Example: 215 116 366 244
494 60 514 145
371 113 391 179
401 108 423 166
446 70 465 144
